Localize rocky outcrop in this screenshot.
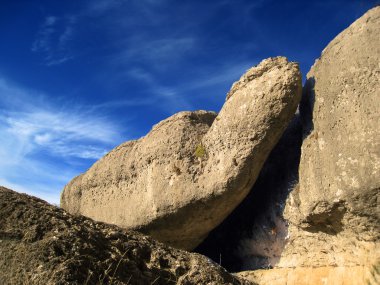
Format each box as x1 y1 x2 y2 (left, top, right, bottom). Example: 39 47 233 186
197 7 380 285
61 56 302 250
0 186 252 285
3 7 379 285
278 6 380 270
195 114 302 271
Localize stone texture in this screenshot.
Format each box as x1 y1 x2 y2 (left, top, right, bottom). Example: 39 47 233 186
195 114 302 271
0 186 252 285
278 6 380 269
236 264 379 285
61 56 302 250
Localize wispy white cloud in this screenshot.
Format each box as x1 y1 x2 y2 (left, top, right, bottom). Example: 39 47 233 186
31 1 175 66
31 16 57 53
76 1 257 113
45 15 57 26
32 15 76 66
125 68 194 113
116 37 197 69
0 77 123 203
79 0 199 71
180 62 255 93
2 109 117 159
91 97 158 109
124 60 256 113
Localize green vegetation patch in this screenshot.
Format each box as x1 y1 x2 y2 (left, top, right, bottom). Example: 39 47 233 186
194 143 207 158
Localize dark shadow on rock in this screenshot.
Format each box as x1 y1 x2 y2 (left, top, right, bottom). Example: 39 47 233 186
300 76 315 138
302 201 347 235
194 113 303 272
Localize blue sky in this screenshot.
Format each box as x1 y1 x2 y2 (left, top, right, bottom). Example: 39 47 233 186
0 0 376 204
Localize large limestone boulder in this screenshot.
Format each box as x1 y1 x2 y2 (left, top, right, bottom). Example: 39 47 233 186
0 186 252 285
279 6 380 270
61 56 302 250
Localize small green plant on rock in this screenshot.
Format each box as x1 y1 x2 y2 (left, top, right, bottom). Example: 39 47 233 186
194 143 206 159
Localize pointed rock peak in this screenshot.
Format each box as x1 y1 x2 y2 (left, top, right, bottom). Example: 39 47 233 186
226 57 299 100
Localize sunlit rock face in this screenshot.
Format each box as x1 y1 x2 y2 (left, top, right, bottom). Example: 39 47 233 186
237 266 377 285
200 7 380 285
280 6 380 270
61 56 302 251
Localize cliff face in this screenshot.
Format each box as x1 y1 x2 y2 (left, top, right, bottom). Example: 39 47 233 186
235 6 380 285
197 10 379 277
0 186 251 285
280 5 380 268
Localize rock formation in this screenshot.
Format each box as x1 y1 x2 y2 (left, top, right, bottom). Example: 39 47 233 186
236 6 380 285
61 56 302 250
281 5 380 268
195 114 302 271
2 6 379 285
0 186 252 285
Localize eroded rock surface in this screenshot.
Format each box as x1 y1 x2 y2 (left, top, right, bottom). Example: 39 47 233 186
0 186 252 285
279 6 380 269
61 56 302 250
195 114 302 271
237 265 379 285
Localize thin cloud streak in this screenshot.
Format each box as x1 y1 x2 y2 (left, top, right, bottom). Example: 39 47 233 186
125 68 194 113
32 15 76 66
31 0 176 66
181 62 256 93
91 97 159 110
0 77 124 203
2 111 115 159
113 37 197 69
124 60 256 113
0 78 122 159
31 16 57 53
